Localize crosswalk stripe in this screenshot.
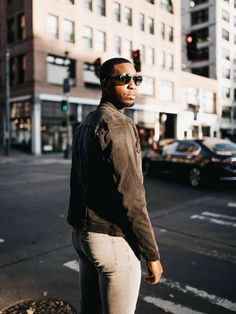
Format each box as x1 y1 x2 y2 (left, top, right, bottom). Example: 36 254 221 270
202 211 236 221
190 214 236 227
63 260 80 272
63 260 236 312
144 296 205 314
160 278 236 312
228 203 236 208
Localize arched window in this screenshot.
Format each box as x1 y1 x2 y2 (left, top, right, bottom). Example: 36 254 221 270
161 0 173 14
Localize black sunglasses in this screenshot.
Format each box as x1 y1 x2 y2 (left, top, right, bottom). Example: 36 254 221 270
107 73 143 86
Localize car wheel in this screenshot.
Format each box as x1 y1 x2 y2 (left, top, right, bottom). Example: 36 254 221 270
188 167 202 187
142 159 151 177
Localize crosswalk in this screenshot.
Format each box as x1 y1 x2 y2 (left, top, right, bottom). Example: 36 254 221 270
63 200 236 313
63 259 236 314
190 211 236 227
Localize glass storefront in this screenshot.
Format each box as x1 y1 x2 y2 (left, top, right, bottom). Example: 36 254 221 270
41 100 77 153
10 100 31 152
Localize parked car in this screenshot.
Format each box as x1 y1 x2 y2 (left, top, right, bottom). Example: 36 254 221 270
142 138 236 187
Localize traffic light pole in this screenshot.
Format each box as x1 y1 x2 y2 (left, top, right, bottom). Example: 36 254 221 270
63 51 72 159
4 47 11 156
64 93 71 159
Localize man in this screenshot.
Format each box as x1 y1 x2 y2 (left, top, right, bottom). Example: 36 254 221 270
68 57 163 314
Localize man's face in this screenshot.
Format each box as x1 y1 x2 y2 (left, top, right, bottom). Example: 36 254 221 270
106 63 138 110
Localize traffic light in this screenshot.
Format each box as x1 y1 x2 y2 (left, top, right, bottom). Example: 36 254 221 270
94 58 101 78
132 49 141 72
68 61 76 78
61 100 68 112
186 33 197 60
63 78 70 93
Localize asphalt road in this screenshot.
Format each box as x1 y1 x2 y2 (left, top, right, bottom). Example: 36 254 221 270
0 155 235 313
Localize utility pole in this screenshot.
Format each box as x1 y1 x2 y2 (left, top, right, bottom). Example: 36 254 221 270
4 47 10 156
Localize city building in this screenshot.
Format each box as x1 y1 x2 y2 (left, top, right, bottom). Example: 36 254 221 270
0 0 219 155
181 0 236 141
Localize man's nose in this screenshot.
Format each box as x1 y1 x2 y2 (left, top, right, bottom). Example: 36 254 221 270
128 77 136 89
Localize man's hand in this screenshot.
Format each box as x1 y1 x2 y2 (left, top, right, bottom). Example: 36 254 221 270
145 260 163 285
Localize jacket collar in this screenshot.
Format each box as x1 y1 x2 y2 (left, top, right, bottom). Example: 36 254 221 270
98 100 124 114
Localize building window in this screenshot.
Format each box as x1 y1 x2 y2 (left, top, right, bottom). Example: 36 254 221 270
146 47 155 65
167 53 174 70
222 9 230 22
167 25 173 41
202 90 214 113
147 17 154 34
47 14 59 40
191 8 208 25
161 22 165 39
233 69 236 83
84 0 92 10
146 0 155 3
138 13 145 31
159 80 173 101
10 57 16 85
222 28 230 41
124 39 132 59
7 17 15 43
139 76 155 96
234 35 236 45
160 51 165 69
17 55 26 84
113 35 121 55
192 27 208 42
189 0 208 7
234 89 236 101
139 44 145 63
17 13 26 40
222 87 230 99
63 19 75 43
222 67 230 79
125 7 132 26
114 2 121 22
83 26 93 48
222 106 231 119
195 46 209 61
161 0 173 14
95 30 106 52
192 66 209 77
184 87 198 107
97 0 106 16
47 54 76 85
222 48 230 60
67 0 75 4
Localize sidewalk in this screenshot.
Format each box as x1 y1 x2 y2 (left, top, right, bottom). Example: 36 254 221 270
0 149 71 165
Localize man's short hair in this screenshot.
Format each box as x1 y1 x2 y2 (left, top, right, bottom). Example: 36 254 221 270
100 57 132 83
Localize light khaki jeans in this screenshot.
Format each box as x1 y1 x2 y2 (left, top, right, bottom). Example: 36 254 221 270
72 229 141 314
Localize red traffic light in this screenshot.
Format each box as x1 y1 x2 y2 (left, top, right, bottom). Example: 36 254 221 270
186 34 193 44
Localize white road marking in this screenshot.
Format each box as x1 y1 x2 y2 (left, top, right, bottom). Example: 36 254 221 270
63 260 236 312
0 238 5 243
144 296 205 314
202 211 236 221
190 215 236 227
63 260 80 272
160 277 236 312
228 203 236 208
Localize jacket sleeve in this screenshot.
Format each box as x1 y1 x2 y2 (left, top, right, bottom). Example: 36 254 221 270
108 120 160 261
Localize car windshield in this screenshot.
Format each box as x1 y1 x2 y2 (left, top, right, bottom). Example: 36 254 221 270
203 139 236 155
